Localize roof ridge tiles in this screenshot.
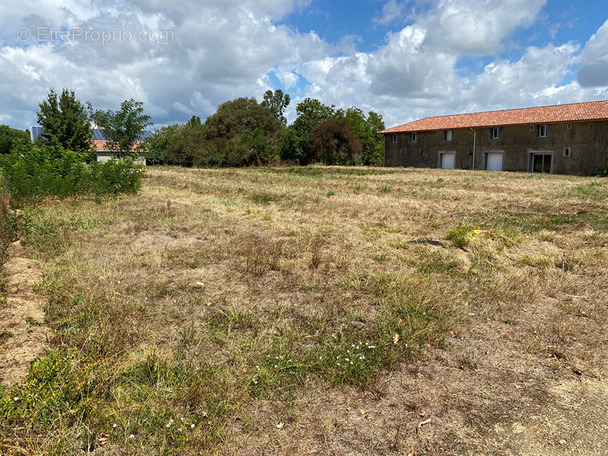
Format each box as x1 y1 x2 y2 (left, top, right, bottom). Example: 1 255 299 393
380 100 608 134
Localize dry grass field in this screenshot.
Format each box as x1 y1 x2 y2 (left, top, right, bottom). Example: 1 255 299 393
1 166 607 455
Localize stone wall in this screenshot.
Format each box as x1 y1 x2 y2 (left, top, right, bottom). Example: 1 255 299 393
383 120 608 175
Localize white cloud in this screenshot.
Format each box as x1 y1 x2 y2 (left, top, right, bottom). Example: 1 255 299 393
129 0 312 21
368 25 458 98
0 1 328 127
464 43 580 106
422 0 548 55
275 69 301 90
577 19 608 87
373 0 407 26
0 0 606 131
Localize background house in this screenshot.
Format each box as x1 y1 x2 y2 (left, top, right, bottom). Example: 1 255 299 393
30 127 152 165
380 101 608 175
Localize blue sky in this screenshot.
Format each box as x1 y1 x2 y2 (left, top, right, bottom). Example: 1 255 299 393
1 0 608 130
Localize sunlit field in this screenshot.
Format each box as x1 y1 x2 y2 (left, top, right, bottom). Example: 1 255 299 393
1 166 607 455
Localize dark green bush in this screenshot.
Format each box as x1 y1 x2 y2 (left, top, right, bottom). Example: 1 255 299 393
0 143 88 205
0 143 144 206
88 157 145 196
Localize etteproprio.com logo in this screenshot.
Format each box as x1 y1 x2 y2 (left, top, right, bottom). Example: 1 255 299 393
17 26 174 45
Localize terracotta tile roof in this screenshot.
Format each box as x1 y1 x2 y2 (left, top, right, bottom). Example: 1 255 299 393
93 140 109 151
379 100 608 134
93 140 146 151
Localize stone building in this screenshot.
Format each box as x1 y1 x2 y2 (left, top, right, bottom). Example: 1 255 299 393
380 101 608 175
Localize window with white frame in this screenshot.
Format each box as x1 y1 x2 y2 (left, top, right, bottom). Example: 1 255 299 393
537 125 549 137
444 130 452 141
391 134 397 144
491 127 501 139
410 132 417 143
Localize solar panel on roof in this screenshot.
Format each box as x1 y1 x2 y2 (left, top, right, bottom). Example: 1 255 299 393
93 129 107 140
139 131 153 140
31 126 43 141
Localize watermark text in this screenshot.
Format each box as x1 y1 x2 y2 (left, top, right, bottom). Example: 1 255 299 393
17 26 174 44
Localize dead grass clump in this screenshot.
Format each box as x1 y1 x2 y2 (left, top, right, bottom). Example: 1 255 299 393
416 245 471 276
241 237 285 276
308 236 328 270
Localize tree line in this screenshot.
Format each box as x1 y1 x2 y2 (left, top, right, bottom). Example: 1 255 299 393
146 90 385 167
1 89 385 167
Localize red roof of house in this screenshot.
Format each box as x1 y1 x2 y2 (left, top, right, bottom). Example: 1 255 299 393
93 140 109 151
379 100 608 134
93 140 146 151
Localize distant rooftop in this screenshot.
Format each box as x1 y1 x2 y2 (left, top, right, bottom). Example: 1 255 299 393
379 100 608 134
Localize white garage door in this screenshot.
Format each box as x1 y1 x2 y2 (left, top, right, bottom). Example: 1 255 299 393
486 153 503 171
440 153 455 169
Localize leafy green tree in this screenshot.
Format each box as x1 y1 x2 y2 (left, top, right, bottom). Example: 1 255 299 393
311 118 363 165
261 89 291 125
198 97 281 167
146 121 207 167
343 108 385 165
282 98 335 165
90 99 152 158
364 111 385 165
145 124 177 166
187 115 202 126
36 88 93 153
0 125 30 155
224 128 275 167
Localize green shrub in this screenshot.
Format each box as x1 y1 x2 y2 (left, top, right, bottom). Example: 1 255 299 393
88 157 145 196
0 143 89 205
447 223 474 248
0 143 144 206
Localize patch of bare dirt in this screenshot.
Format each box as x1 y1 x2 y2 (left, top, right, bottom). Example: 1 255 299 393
0 241 51 385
